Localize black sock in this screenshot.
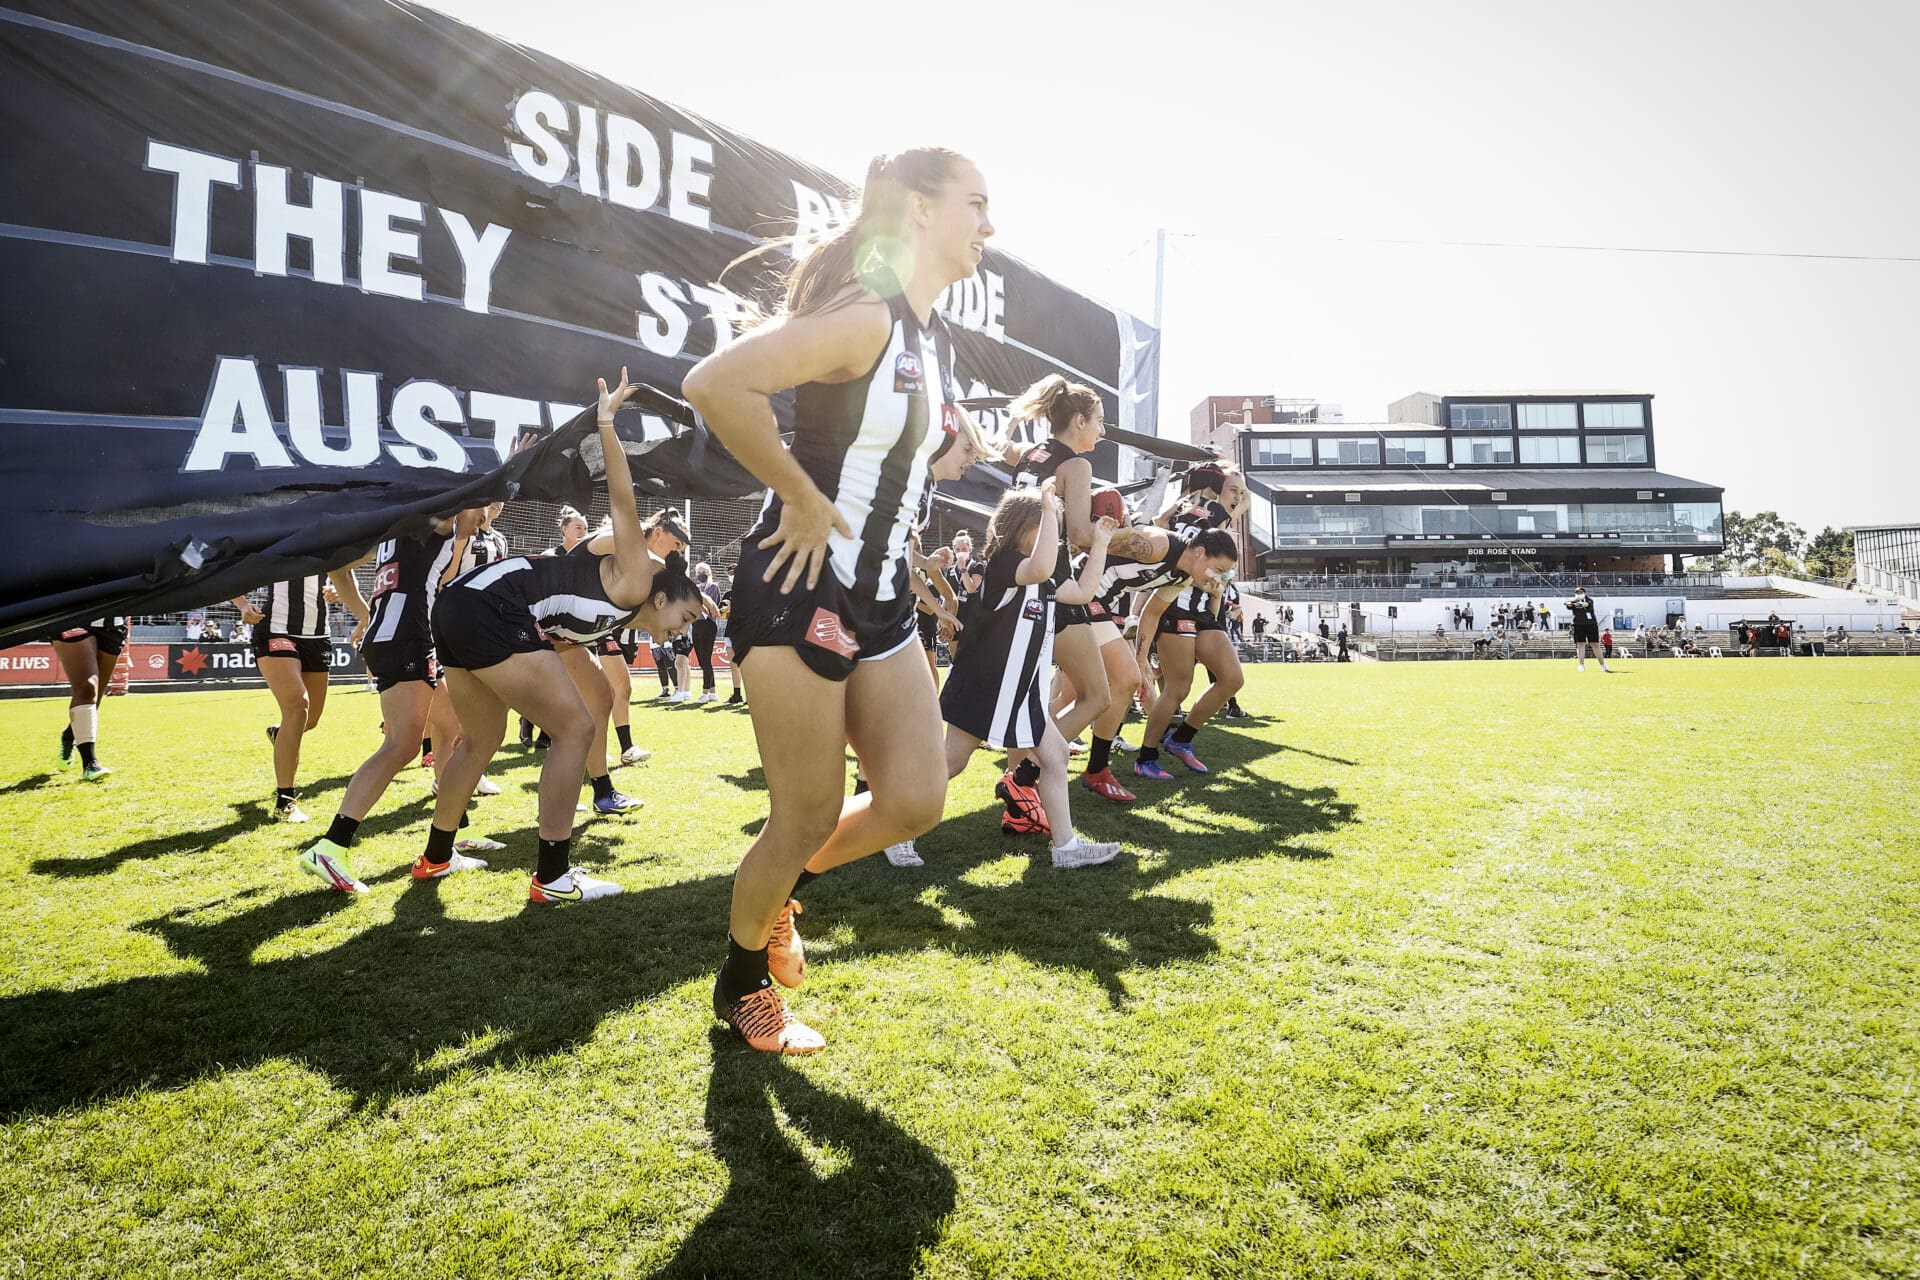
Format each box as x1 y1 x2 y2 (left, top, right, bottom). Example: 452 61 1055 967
1172 723 1198 745
715 935 772 1012
536 836 571 883
615 724 633 752
77 740 98 768
519 717 533 741
325 813 361 847
792 868 821 897
276 786 297 807
1088 736 1113 774
458 810 470 829
1136 746 1160 763
421 737 432 758
1012 758 1041 788
589 773 614 801
852 777 870 796
423 824 456 865
61 725 73 750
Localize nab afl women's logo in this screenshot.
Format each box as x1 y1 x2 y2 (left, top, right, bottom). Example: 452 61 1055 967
893 351 924 393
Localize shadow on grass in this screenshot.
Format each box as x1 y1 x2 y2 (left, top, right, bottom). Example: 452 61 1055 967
0 718 1355 1120
0 772 56 797
654 1031 955 1280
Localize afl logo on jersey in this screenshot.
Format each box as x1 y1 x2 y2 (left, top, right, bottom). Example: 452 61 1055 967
1022 597 1046 621
893 351 924 393
940 403 961 437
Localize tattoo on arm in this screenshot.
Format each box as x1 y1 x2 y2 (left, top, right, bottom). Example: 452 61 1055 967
1106 528 1159 562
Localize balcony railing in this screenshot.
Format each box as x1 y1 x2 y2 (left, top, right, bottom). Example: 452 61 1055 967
1255 571 1725 594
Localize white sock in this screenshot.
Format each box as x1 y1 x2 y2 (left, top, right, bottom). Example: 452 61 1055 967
1052 834 1081 853
70 704 97 744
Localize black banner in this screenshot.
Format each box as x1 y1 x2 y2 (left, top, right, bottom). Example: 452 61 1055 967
0 0 1157 642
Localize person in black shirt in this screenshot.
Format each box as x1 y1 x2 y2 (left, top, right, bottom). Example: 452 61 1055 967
1566 587 1610 672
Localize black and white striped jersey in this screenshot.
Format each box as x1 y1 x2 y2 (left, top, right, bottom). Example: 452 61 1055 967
747 281 957 605
452 553 639 646
364 530 457 650
1171 500 1232 613
954 545 1055 747
259 575 329 638
1086 534 1192 617
1013 437 1090 583
458 527 511 576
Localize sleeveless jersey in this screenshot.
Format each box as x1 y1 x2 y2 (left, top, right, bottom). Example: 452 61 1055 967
1012 437 1090 584
1567 596 1599 628
459 527 511 576
747 280 957 605
1170 500 1232 613
452 553 640 646
364 530 457 650
261 575 329 638
1086 533 1193 617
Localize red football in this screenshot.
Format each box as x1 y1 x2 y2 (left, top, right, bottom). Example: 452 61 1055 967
1090 487 1128 524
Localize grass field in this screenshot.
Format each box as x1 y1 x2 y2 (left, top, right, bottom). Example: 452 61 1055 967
2 659 1917 1279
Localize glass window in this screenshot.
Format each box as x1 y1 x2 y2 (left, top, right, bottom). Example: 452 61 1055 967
1449 403 1512 430
1585 434 1648 464
1518 403 1577 430
1250 437 1313 467
1317 437 1381 466
1584 402 1645 429
1383 436 1445 465
1519 436 1580 464
1452 435 1515 465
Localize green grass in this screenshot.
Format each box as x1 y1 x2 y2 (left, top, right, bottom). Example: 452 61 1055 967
2 659 1917 1279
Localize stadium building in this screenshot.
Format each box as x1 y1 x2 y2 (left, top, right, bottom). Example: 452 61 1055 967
1847 524 1920 608
1195 391 1725 586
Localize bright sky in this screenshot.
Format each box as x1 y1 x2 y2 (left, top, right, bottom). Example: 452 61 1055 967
429 0 1917 536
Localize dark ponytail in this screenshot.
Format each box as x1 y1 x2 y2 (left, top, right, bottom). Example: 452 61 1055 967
651 550 701 604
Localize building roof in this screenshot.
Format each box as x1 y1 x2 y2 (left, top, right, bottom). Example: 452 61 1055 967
1406 390 1652 400
1242 422 1443 435
1254 467 1721 497
1846 523 1920 532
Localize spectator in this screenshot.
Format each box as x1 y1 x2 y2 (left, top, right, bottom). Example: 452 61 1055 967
1251 614 1267 642
1464 604 1475 629
1538 602 1551 630
1336 625 1350 662
1601 628 1614 658
1319 619 1330 641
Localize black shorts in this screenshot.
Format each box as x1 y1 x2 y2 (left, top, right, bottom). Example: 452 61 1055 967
251 631 331 673
1053 601 1091 634
1157 607 1224 640
726 543 919 682
670 633 694 658
917 609 940 650
431 588 546 674
53 620 127 655
1572 623 1601 644
599 633 638 665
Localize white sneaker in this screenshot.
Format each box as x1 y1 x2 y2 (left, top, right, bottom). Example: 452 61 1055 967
475 775 500 796
529 868 624 904
697 691 718 704
620 744 651 765
1067 738 1088 756
1050 838 1121 870
276 801 311 823
669 691 691 703
454 836 506 854
1113 737 1137 753
413 849 489 879
884 840 925 868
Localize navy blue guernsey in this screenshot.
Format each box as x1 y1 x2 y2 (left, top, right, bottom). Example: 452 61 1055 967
746 278 957 605
1171 500 1232 613
1086 533 1193 618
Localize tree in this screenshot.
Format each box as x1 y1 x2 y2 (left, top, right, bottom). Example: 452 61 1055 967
1717 509 1806 573
1804 527 1855 582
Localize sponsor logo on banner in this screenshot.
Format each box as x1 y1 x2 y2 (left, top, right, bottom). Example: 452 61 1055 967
147 652 165 670
806 608 859 659
893 351 924 394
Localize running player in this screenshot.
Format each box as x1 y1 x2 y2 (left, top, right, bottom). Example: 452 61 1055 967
298 507 483 893
938 482 1121 868
1007 374 1121 817
419 369 707 901
1137 467 1250 775
682 147 990 1054
1567 587 1610 672
49 617 125 780
229 576 331 820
